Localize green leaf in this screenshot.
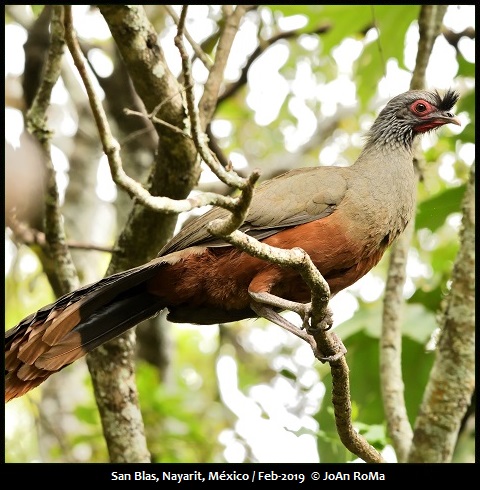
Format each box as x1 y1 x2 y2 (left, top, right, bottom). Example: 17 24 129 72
74 405 101 426
355 422 388 447
457 55 475 78
415 185 466 231
408 286 443 314
456 91 475 144
280 368 298 381
335 301 382 340
356 6 419 106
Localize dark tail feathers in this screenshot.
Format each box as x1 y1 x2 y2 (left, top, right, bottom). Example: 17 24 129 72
5 261 165 402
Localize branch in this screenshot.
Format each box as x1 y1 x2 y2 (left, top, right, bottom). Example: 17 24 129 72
218 22 332 105
7 217 114 254
198 5 251 126
64 6 152 464
176 7 383 464
76 6 256 463
380 222 414 461
380 5 448 462
25 5 79 297
163 5 213 70
64 7 243 215
410 5 448 91
208 221 384 464
408 163 475 463
442 26 475 50
174 6 252 189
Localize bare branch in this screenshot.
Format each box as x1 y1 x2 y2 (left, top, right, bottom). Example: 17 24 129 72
63 6 246 216
442 26 475 50
124 107 190 137
410 5 448 91
163 5 213 70
331 357 386 463
380 221 415 461
408 163 475 463
174 6 251 189
198 5 251 126
380 5 448 462
25 5 79 297
207 226 384 464
7 217 114 254
173 6 382 463
218 23 331 105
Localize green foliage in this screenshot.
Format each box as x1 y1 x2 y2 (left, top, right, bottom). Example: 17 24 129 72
355 6 419 106
416 185 466 231
269 5 420 106
135 325 230 463
5 250 55 329
5 4 474 464
315 331 435 461
456 91 475 143
138 362 227 463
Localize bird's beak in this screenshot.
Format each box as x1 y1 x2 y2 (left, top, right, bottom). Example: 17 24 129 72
430 112 461 127
415 111 461 133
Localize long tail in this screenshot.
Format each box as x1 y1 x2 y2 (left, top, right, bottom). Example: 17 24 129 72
5 261 165 402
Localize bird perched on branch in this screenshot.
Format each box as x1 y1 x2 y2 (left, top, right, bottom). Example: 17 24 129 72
5 89 460 402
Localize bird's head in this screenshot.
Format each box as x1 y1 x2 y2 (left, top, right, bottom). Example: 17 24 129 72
366 89 461 151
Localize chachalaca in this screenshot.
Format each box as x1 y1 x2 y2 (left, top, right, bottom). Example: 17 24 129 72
5 89 460 402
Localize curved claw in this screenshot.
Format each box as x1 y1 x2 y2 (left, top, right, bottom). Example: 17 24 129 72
249 293 346 364
298 303 312 330
317 344 347 363
307 306 334 333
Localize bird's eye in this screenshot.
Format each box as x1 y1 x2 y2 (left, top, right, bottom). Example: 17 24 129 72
412 100 431 114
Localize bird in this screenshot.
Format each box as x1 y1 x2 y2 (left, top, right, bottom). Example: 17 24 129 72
5 89 460 402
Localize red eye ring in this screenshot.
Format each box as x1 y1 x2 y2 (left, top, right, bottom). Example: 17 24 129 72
411 99 432 115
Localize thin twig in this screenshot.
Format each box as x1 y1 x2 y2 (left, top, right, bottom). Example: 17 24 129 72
163 5 213 69
218 22 331 105
63 6 245 216
7 217 114 254
174 6 251 190
175 5 383 464
124 108 189 137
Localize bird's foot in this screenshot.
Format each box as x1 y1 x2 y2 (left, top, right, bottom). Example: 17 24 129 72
315 332 347 363
249 292 346 363
307 306 334 333
249 300 314 346
249 291 333 332
249 291 313 330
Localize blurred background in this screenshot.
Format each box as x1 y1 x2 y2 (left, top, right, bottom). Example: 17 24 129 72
4 5 475 463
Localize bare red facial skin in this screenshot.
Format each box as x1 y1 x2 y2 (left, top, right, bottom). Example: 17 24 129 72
410 99 456 133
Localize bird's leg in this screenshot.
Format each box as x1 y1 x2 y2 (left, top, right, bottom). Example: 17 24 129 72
249 291 346 363
249 291 312 330
249 300 315 347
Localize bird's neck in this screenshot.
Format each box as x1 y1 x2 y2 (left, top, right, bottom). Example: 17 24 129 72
353 139 415 180
348 136 418 246
353 139 417 221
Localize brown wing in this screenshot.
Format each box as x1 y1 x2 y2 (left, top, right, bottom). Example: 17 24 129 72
159 166 348 255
